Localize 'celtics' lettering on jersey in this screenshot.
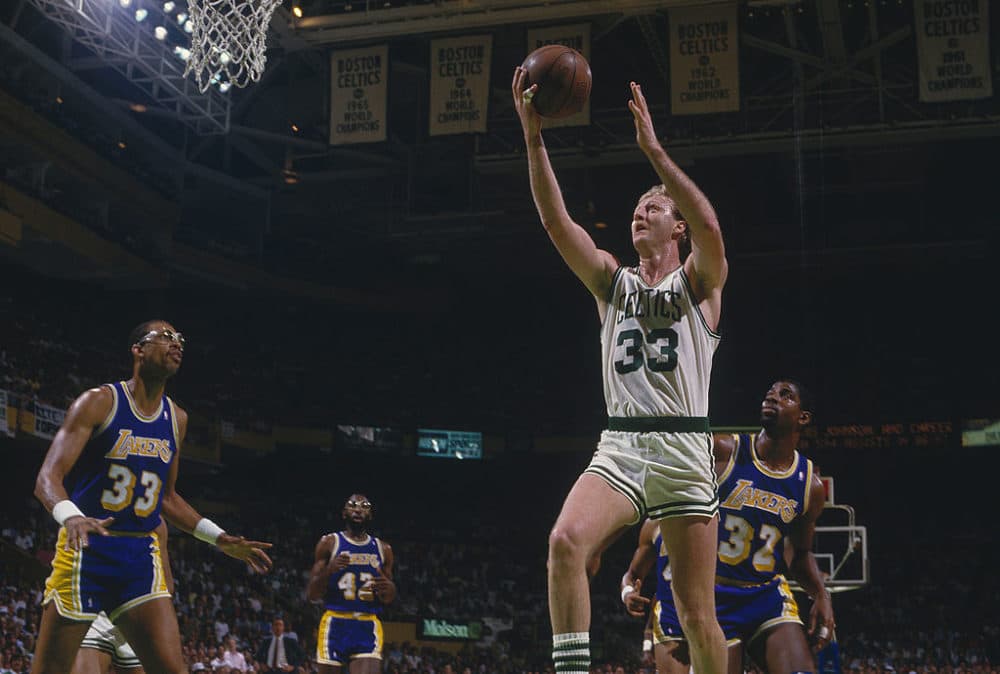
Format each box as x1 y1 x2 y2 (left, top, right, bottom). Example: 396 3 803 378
715 433 813 585
600 266 720 418
324 532 386 615
66 382 178 533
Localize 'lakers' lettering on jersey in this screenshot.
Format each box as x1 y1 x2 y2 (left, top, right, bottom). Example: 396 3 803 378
66 382 178 533
324 532 386 615
600 266 720 418
715 433 813 585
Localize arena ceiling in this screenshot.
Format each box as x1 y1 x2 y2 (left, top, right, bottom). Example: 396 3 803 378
1 0 998 286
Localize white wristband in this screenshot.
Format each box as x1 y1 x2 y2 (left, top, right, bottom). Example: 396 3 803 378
642 639 653 653
621 584 635 604
193 518 224 546
52 500 85 526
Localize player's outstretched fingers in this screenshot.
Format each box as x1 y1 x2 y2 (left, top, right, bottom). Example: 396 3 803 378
249 547 273 573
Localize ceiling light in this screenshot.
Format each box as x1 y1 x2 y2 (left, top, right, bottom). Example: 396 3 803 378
154 25 167 40
135 8 148 21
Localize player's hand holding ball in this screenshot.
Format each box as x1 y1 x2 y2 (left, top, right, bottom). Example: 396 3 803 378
512 45 591 142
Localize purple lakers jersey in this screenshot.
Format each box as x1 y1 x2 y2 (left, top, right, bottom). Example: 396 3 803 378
324 532 386 614
66 381 178 533
715 433 813 584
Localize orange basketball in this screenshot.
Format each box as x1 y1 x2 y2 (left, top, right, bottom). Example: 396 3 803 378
520 45 592 119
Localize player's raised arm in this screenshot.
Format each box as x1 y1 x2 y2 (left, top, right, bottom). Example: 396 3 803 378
628 82 727 320
512 66 618 302
34 387 116 549
159 405 273 574
788 473 835 652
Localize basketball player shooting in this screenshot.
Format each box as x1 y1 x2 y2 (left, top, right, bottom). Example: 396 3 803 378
512 68 730 674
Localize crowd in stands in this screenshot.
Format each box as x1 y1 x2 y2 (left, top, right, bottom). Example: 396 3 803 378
0 279 613 436
0 279 997 674
1 467 999 674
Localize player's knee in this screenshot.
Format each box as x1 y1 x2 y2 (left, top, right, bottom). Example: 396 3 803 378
548 525 585 566
675 608 719 643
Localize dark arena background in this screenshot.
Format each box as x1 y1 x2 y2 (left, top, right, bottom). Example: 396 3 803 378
1 1 998 673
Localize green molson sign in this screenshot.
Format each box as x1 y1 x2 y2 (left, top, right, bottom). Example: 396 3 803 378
420 618 482 641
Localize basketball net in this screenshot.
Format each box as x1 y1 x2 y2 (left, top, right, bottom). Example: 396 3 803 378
183 0 282 93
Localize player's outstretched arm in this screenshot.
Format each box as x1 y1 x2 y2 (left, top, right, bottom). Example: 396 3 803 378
788 473 835 652
628 82 727 309
621 519 658 617
160 406 273 573
512 66 618 301
34 387 116 549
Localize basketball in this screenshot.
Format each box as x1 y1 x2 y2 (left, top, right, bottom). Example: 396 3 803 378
520 45 592 119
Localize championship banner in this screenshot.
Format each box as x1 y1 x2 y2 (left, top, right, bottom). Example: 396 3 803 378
34 402 66 440
429 35 492 136
914 0 992 102
525 23 591 128
668 2 740 115
330 45 389 145
0 389 10 437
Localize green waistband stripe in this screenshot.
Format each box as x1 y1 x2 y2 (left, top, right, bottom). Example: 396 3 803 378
607 416 710 433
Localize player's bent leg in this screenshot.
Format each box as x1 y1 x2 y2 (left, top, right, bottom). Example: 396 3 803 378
549 474 637 674
32 602 93 674
655 640 691 674
659 514 727 674
348 656 383 674
72 646 114 674
749 623 815 674
726 642 744 674
113 597 186 674
548 473 638 631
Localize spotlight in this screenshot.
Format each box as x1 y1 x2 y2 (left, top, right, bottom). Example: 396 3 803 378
154 25 167 40
177 12 187 23
135 8 148 21
163 1 175 11
219 82 232 93
118 0 132 7
174 46 191 60
291 123 299 132
218 51 231 65
183 19 194 33
291 2 302 17
117 141 127 149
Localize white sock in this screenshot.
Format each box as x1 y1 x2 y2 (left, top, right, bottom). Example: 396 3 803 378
552 632 589 674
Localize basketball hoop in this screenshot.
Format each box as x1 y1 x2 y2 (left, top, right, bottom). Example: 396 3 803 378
183 0 282 93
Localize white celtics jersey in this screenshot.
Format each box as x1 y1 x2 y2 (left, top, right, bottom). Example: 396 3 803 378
601 265 720 418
